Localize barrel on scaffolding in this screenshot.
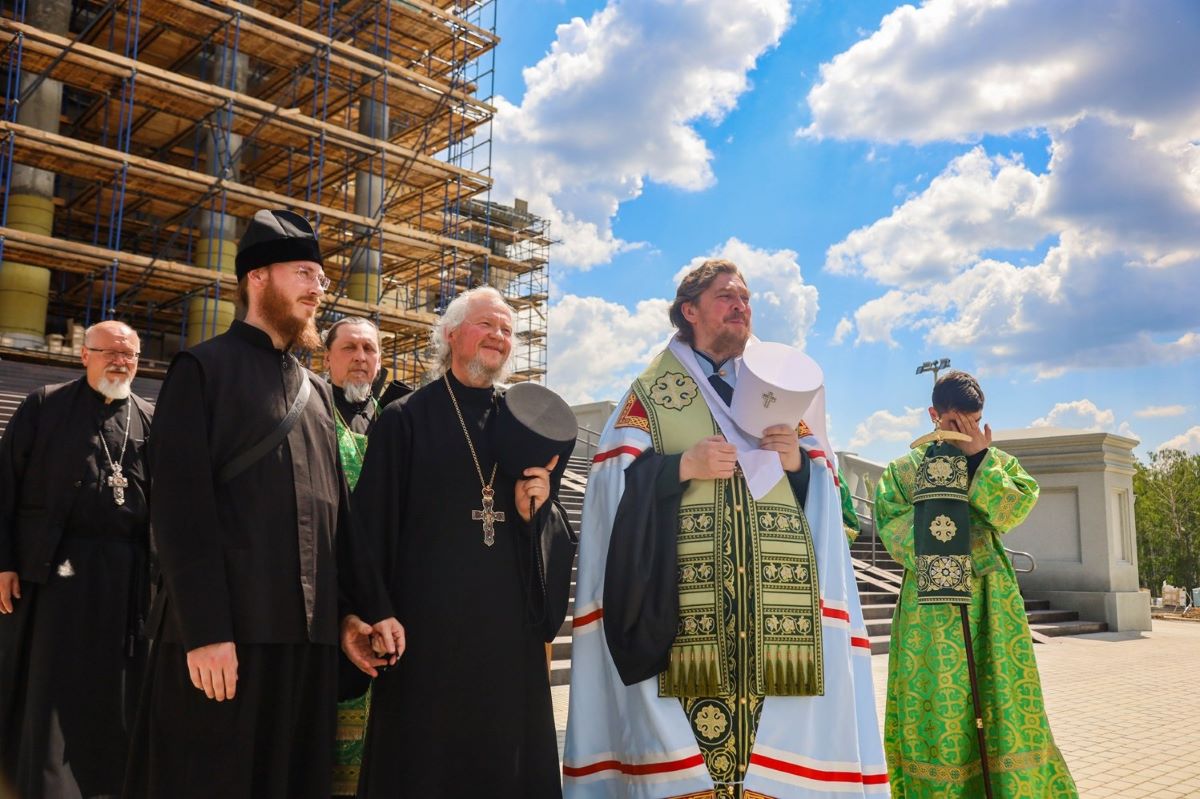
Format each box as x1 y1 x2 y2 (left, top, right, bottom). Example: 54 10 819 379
185 296 235 348
0 194 54 348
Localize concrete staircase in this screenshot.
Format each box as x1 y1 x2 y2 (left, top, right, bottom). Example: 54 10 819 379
0 358 162 436
547 454 1107 684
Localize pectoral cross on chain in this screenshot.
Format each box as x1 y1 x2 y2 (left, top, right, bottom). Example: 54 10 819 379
471 487 505 547
107 465 129 506
762 391 777 409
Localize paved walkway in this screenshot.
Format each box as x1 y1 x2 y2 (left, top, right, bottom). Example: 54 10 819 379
553 619 1200 797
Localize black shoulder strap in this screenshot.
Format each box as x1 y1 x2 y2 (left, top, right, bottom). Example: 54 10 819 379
217 374 312 484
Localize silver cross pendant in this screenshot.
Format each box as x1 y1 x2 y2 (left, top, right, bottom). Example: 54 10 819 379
471 487 505 547
107 465 129 506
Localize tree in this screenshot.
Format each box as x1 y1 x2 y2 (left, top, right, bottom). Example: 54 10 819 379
1135 449 1200 594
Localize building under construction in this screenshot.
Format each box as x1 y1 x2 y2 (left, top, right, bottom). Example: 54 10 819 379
0 0 549 385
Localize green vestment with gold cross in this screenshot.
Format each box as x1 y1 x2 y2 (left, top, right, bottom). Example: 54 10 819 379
633 349 823 799
875 444 1078 799
332 412 369 797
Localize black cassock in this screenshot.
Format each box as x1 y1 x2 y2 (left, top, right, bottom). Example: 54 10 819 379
0 378 153 799
124 320 389 799
352 371 575 798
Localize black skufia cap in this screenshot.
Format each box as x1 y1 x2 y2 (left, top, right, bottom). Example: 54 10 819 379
492 382 577 480
235 209 323 279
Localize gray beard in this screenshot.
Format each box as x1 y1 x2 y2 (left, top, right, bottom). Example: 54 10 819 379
467 354 510 386
342 381 372 403
97 374 132 400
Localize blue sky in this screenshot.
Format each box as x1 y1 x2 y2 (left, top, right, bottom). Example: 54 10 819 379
488 0 1200 464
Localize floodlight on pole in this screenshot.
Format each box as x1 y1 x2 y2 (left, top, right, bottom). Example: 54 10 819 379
915 358 951 382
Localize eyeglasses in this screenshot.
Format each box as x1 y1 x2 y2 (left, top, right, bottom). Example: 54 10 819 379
294 265 331 291
85 347 140 361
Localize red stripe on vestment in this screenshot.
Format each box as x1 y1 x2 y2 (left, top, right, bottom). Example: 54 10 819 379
851 636 871 650
563 753 706 778
593 446 643 464
750 753 890 785
820 601 851 623
573 608 604 628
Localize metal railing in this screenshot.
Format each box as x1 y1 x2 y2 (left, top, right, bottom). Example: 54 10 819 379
574 424 602 461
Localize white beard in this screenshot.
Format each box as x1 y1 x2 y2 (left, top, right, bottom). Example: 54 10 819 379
342 381 372 403
467 354 511 386
97 373 133 400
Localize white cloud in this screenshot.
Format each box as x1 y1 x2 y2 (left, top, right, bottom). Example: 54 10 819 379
1030 398 1137 440
1158 425 1200 454
1135 404 1189 419
826 147 1052 287
803 0 1200 146
809 0 1200 376
849 406 926 450
545 295 673 404
493 0 790 269
831 316 853 345
676 237 820 349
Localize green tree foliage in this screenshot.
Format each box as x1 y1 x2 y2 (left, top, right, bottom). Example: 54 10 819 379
1135 449 1200 595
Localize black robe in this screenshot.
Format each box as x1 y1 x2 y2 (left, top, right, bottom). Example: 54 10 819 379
0 378 153 799
351 371 575 798
124 320 390 799
332 370 412 436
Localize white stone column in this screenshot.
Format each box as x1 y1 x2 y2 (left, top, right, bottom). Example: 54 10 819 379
993 427 1151 632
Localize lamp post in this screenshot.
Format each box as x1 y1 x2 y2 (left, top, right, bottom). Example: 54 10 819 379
915 357 951 382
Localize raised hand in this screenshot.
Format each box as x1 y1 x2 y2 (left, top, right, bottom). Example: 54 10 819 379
516 455 559 521
942 411 992 456
680 435 738 481
759 423 802 472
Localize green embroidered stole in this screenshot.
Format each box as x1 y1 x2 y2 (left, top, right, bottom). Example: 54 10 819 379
334 413 369 491
632 349 823 697
912 442 972 604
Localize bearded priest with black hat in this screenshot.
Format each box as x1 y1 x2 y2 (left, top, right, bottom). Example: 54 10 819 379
346 285 577 798
123 209 401 799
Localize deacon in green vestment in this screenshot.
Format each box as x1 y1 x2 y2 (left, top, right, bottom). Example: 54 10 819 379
874 370 1077 798
323 317 411 797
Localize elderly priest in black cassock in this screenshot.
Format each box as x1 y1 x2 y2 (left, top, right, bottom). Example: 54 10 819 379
124 210 401 799
348 285 577 798
0 320 153 799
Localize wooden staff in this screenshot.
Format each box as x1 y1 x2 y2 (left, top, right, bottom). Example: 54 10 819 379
958 606 994 799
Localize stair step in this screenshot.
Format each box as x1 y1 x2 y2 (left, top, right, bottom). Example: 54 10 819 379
1030 620 1109 637
551 636 572 660
550 662 571 687
1024 598 1051 611
861 604 896 620
859 591 900 605
1025 609 1079 624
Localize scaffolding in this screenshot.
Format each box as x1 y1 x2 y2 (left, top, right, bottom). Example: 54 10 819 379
457 196 548 383
0 0 545 385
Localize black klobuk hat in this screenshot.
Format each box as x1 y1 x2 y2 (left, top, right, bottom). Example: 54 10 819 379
492 382 577 481
235 208 323 279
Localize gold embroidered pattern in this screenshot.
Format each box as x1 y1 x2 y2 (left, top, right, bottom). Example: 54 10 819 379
795 420 812 438
648 371 700 411
916 454 969 496
916 554 972 594
614 392 651 432
930 514 958 543
694 704 730 741
902 744 1066 784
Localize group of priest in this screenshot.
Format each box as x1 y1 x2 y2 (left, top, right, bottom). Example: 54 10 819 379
0 208 1077 799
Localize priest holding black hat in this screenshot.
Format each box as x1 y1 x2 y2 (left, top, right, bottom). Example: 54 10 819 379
123 209 400 799
346 285 576 797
